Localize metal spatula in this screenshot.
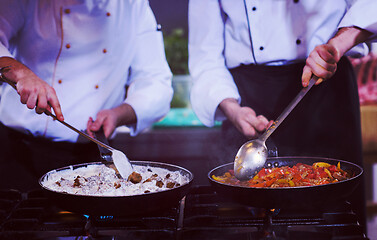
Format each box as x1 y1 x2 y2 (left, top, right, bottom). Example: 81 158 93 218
94 128 132 179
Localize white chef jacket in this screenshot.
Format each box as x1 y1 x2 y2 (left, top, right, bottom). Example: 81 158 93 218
339 0 377 35
189 0 377 127
0 0 173 142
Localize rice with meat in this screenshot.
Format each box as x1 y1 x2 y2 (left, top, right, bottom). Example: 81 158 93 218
41 164 189 196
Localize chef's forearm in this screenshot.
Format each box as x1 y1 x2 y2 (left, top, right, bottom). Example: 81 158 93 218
328 26 373 58
0 56 31 83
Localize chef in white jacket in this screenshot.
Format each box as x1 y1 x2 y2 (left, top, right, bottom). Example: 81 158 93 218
0 0 173 190
189 0 377 235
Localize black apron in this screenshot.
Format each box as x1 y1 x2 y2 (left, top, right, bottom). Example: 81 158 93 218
217 57 367 233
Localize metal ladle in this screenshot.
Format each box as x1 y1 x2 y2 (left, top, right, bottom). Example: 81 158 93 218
234 76 318 180
0 66 133 179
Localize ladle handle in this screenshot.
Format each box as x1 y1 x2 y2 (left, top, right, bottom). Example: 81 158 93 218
0 67 114 151
259 76 318 142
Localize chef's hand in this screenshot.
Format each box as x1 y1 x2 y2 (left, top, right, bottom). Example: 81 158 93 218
219 98 271 139
87 103 137 138
302 44 340 87
0 57 64 121
302 26 373 87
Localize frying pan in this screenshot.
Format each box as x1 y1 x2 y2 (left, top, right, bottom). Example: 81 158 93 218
39 160 193 216
208 156 363 209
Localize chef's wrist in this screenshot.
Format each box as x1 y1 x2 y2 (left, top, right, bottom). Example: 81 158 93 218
219 98 241 122
112 103 137 127
328 26 373 59
0 57 15 83
0 56 30 84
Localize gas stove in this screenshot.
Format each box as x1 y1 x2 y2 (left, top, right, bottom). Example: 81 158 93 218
0 186 368 240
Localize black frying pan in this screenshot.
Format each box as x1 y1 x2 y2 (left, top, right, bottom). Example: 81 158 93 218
208 156 363 209
39 161 193 216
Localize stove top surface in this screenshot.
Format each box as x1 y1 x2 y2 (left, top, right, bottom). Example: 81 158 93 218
0 186 368 240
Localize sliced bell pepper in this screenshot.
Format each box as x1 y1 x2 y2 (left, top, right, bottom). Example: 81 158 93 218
313 162 331 169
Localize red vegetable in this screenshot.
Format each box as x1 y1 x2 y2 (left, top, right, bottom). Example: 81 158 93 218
212 162 351 188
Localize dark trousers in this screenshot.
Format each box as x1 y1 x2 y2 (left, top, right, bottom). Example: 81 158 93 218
0 122 102 191
216 57 367 234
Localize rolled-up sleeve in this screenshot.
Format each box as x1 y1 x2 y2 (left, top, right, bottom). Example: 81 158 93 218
340 0 377 41
188 0 240 127
125 2 173 136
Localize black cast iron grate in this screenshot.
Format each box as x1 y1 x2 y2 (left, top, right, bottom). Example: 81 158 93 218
0 186 369 240
179 185 368 240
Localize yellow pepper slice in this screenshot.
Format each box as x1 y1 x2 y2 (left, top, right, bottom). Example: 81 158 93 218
287 179 295 187
277 179 288 184
212 175 226 181
313 162 331 169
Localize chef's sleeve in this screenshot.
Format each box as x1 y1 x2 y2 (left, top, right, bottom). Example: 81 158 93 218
339 0 377 41
188 0 240 127
124 1 173 136
0 0 25 57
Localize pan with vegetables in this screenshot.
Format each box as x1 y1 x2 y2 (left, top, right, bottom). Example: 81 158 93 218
208 156 362 209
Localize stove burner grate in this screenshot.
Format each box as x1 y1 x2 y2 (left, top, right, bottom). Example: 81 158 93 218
0 186 369 240
179 186 368 240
